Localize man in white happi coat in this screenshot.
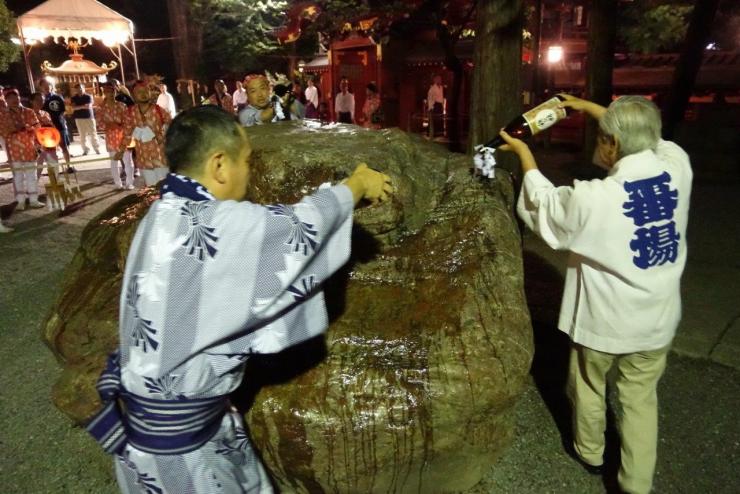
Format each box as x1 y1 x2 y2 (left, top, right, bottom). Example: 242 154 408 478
499 95 692 494
86 105 393 493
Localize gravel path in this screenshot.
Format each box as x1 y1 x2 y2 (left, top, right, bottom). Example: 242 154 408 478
1 168 738 493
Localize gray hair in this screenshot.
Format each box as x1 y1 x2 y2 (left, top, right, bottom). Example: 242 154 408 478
599 96 662 158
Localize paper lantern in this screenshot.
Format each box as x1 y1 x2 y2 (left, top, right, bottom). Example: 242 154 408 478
35 127 61 148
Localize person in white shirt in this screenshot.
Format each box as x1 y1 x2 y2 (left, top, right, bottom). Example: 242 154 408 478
334 77 354 124
427 74 444 137
156 84 177 118
499 95 692 494
233 80 247 112
304 77 319 118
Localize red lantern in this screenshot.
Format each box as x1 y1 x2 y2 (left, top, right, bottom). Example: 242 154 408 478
35 126 61 148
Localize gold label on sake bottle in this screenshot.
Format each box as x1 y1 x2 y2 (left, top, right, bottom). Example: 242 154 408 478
522 97 568 135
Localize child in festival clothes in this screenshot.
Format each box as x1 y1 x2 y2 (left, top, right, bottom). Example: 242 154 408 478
360 82 382 129
86 106 393 493
30 92 60 180
119 81 171 186
209 79 234 114
0 88 11 231
0 89 43 210
38 78 73 171
99 82 135 189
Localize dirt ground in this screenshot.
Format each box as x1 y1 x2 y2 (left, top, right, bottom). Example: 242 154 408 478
0 164 738 493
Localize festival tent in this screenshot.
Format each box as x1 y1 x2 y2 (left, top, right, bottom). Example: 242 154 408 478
17 0 140 90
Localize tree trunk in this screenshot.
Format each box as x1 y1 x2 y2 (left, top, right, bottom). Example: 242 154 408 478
432 0 472 153
582 0 617 163
530 0 543 104
663 0 721 139
469 0 524 176
439 38 464 152
166 0 203 80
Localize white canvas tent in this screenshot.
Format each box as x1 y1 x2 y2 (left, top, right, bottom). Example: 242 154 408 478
17 0 140 90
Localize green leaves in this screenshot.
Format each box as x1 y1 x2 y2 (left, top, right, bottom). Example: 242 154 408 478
199 0 289 75
619 2 694 54
0 1 20 73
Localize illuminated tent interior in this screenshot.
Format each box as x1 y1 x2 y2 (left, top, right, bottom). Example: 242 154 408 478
17 0 140 90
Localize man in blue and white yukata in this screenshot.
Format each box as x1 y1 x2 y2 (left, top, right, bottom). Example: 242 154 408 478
499 95 692 494
86 105 393 493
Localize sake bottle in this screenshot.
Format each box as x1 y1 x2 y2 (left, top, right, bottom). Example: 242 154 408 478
484 95 570 148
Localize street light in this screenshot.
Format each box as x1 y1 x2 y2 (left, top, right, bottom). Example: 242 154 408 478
547 45 564 64
11 37 37 45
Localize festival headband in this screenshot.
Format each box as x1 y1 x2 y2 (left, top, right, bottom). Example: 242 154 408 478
244 74 267 85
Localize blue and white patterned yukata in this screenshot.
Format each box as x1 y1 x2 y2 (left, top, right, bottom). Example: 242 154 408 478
90 173 355 493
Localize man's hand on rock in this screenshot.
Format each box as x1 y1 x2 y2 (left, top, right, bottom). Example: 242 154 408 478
345 163 394 206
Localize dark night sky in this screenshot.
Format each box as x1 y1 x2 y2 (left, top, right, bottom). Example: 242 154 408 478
5 0 176 89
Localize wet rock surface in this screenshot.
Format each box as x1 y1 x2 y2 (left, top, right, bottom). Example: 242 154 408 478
42 121 533 492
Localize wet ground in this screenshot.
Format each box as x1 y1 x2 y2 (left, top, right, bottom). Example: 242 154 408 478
0 143 738 493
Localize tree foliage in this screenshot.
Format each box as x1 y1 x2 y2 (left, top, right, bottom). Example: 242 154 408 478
194 0 479 76
619 1 694 54
198 0 290 76
709 0 740 51
0 1 20 72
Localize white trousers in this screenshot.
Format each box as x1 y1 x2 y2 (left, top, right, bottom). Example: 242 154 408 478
141 167 169 186
110 151 135 187
37 149 59 175
12 161 39 202
75 118 101 153
38 151 66 210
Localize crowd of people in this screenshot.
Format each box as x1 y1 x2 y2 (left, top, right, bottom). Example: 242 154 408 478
0 74 387 233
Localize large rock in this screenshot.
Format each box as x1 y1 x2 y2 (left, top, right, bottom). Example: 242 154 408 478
42 122 533 492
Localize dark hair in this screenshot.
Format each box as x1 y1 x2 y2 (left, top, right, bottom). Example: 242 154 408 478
273 84 290 97
366 83 377 94
165 106 244 174
30 92 43 101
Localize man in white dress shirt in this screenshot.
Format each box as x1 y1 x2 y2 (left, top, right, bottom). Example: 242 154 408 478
426 74 444 137
334 77 354 124
156 84 177 118
232 80 247 112
304 77 319 118
500 95 692 494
